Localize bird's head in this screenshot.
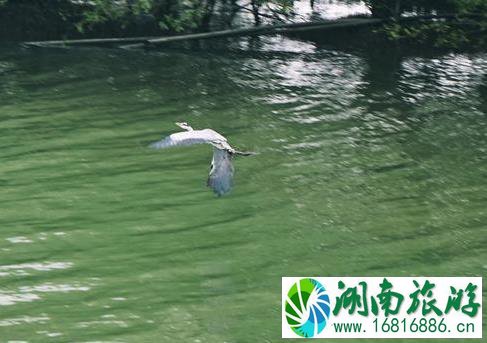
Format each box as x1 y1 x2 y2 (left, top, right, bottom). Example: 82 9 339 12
175 122 193 131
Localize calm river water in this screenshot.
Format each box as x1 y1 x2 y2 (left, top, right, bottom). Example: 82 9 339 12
0 32 486 342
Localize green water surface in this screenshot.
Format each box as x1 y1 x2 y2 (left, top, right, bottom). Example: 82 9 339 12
0 38 486 342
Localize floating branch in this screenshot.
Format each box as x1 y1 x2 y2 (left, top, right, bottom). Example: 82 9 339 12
22 14 483 50
23 36 160 48
120 18 385 49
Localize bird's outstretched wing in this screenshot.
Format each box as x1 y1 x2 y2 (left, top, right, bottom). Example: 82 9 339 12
149 130 224 149
150 124 247 196
207 148 234 196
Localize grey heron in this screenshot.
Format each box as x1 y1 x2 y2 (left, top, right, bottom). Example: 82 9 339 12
150 122 253 196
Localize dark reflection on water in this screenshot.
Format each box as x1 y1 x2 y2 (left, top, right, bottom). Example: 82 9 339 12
0 37 486 342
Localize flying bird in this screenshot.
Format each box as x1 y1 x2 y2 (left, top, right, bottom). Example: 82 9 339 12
150 122 253 196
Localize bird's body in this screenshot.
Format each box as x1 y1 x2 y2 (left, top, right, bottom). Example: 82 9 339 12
150 122 252 196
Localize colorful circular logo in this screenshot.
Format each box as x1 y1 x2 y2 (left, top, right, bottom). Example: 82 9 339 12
284 278 331 338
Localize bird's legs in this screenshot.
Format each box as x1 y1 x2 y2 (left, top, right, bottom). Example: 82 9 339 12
233 150 256 156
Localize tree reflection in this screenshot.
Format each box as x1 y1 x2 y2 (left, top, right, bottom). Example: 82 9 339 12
479 74 487 114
